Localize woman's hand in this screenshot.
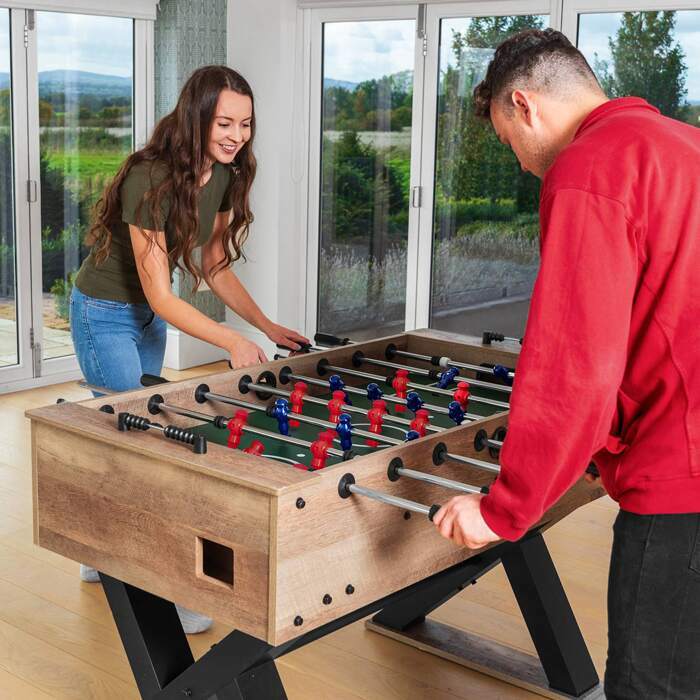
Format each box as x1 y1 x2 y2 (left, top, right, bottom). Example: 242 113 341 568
264 322 310 352
227 331 268 369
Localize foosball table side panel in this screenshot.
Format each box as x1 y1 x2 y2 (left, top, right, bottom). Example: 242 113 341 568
268 414 508 645
31 420 275 640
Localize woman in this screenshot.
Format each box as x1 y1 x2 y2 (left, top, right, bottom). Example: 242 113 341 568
70 65 308 633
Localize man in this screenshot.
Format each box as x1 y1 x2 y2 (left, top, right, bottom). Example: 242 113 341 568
433 28 700 699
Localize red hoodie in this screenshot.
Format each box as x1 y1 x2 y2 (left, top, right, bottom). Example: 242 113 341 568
480 98 700 541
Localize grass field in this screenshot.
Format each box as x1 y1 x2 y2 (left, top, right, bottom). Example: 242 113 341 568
46 149 125 183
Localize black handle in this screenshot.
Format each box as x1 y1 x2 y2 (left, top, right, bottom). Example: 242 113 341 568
163 425 207 454
428 504 441 521
275 342 313 353
314 332 351 347
141 373 169 386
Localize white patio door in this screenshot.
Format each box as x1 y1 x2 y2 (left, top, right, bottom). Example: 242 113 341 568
1 3 153 393
413 1 552 340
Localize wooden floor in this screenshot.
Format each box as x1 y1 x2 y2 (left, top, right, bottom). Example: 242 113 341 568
0 362 617 700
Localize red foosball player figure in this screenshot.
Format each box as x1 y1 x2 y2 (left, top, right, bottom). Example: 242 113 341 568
410 408 430 437
392 369 410 413
366 399 387 447
243 439 265 456
327 390 346 424
289 381 308 428
453 381 470 411
226 409 249 449
310 430 333 470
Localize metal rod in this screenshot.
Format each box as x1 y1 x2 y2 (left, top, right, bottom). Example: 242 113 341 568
390 348 515 384
444 451 501 474
286 370 457 418
347 483 435 517
243 379 442 432
199 389 404 447
156 401 345 457
323 363 510 410
395 466 483 495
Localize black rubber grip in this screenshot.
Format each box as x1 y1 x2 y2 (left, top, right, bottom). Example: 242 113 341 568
118 412 152 431
315 332 350 347
141 373 169 386
276 342 313 353
163 425 207 454
428 504 441 522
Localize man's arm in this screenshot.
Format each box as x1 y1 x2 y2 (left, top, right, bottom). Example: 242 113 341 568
479 188 638 541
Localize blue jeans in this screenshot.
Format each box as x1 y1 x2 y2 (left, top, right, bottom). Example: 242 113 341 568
70 286 167 393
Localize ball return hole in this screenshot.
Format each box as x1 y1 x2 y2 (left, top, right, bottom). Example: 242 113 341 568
197 537 234 589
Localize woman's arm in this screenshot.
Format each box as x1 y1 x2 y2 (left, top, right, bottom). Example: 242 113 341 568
129 224 266 368
201 212 310 350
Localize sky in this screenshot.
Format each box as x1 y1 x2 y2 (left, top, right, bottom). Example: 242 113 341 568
324 20 415 83
0 9 132 75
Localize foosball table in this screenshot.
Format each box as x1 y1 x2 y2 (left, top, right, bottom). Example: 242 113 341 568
27 329 605 700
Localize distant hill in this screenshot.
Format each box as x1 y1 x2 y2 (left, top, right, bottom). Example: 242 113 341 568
324 78 358 91
0 70 130 97
325 70 413 93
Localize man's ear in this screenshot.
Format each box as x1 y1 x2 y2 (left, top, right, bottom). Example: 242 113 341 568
511 89 536 127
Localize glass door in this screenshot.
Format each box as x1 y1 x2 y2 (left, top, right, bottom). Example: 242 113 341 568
308 6 422 341
566 2 700 129
414 2 551 340
31 10 134 372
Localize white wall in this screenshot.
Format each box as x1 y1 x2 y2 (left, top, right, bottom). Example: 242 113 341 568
227 0 309 357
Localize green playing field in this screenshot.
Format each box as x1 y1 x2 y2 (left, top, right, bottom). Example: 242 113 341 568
185 370 510 471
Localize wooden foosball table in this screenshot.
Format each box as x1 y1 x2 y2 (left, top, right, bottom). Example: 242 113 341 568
27 330 605 700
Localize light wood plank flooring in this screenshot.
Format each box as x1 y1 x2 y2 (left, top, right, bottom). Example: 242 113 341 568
0 362 616 699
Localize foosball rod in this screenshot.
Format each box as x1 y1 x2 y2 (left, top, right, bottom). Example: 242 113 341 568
237 377 444 432
281 370 461 418
352 351 513 395
195 386 406 447
384 344 515 385
338 472 441 521
387 458 487 495
432 442 501 474
116 412 207 454
149 399 350 459
316 362 510 410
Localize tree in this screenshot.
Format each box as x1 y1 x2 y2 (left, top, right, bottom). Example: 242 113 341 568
39 99 53 125
595 11 689 121
435 15 544 238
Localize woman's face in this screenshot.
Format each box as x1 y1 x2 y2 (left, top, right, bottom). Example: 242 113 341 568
206 89 253 165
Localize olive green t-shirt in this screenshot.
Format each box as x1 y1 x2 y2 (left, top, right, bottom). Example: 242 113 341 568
75 160 234 303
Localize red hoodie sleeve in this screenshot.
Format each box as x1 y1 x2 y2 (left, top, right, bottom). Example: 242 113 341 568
480 188 638 541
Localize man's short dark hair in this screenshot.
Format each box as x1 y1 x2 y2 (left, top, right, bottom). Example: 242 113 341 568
473 28 602 119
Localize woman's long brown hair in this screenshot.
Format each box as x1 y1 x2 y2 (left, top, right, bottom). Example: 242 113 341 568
86 65 256 290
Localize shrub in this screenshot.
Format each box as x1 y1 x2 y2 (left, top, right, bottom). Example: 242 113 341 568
50 271 77 322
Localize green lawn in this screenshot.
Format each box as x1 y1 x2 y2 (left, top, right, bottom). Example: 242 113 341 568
46 149 125 182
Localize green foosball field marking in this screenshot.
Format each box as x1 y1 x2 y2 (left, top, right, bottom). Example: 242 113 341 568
189 375 508 465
